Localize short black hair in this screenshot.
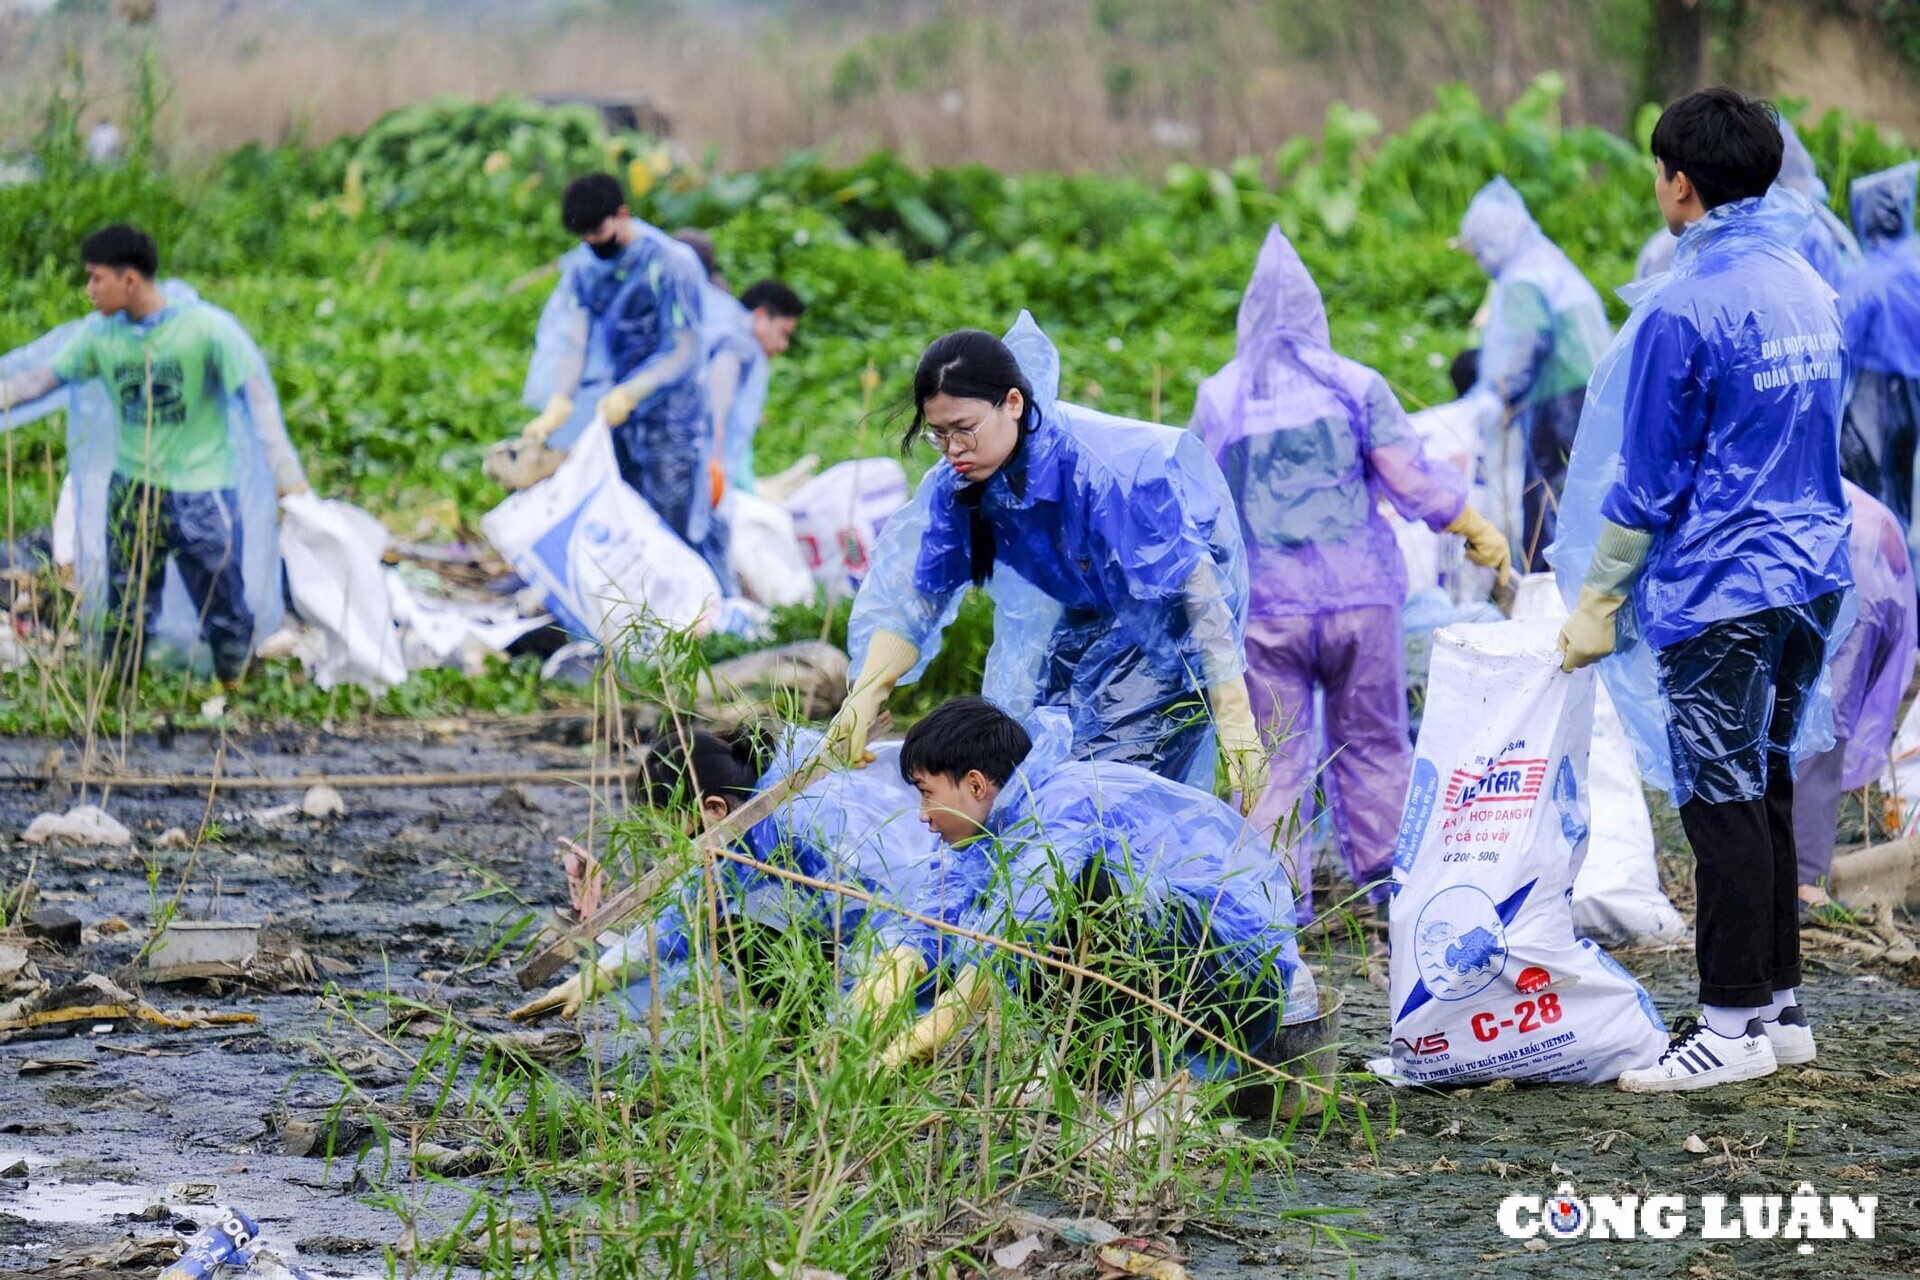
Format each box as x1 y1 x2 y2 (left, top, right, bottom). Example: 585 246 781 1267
636 723 770 814
80 224 158 277
561 173 626 236
899 697 1032 789
1650 87 1783 210
1448 348 1479 399
740 279 806 319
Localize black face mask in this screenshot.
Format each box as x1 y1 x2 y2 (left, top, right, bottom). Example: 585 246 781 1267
588 236 622 261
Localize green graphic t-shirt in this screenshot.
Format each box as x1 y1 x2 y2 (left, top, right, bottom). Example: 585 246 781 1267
50 305 256 491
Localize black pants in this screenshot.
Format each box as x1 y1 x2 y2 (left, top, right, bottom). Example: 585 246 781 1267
1660 595 1840 1007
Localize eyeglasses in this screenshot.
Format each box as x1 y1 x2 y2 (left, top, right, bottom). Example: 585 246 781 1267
920 424 979 452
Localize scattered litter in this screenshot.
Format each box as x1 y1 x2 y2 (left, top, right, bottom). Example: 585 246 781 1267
22 804 132 847
992 1235 1045 1270
200 695 229 720
396 1220 541 1264
279 491 408 692
19 1058 94 1075
1683 1133 1710 1154
161 1205 258 1280
154 827 195 850
0 971 260 1033
486 1028 583 1065
765 1264 845 1280
41 1235 184 1271
237 1246 319 1280
24 906 83 948
300 784 346 820
277 1114 372 1159
1095 1239 1188 1280
1 1158 27 1178
1 939 47 1021
410 1141 488 1176
166 1180 220 1205
144 921 262 982
294 1235 380 1255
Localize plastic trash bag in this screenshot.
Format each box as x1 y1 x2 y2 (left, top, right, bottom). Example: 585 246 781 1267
785 457 911 596
482 416 720 650
1511 574 1686 948
1378 620 1668 1085
725 490 815 607
278 493 406 692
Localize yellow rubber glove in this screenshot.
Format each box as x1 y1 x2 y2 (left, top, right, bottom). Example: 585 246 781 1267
507 962 605 1022
522 394 573 445
598 383 639 428
877 965 994 1069
1210 675 1268 817
848 945 928 1019
1444 505 1513 588
825 629 919 766
1556 586 1626 672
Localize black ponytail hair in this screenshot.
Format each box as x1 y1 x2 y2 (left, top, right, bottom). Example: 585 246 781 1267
901 329 1036 454
903 329 1039 587
637 722 772 814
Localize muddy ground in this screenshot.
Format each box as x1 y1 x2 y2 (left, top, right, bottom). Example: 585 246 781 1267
1 722 1916 1279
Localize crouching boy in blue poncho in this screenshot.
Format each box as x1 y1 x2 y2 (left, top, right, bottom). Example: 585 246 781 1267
856 697 1317 1079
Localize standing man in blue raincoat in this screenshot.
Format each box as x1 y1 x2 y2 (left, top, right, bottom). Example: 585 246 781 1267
1456 178 1613 571
1837 162 1920 546
1554 89 1852 1093
509 174 722 581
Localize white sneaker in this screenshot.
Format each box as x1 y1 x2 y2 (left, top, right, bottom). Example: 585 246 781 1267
1762 1005 1817 1066
1617 1016 1777 1093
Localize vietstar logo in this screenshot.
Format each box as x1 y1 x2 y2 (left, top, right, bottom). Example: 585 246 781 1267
1498 1181 1876 1251
1444 756 1547 811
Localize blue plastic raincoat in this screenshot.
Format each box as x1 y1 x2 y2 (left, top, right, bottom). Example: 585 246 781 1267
0 281 293 669
524 225 715 551
1459 178 1613 570
697 282 772 494
1838 162 1920 541
848 313 1249 790
942 708 1314 1078
1551 187 1854 804
605 729 965 1016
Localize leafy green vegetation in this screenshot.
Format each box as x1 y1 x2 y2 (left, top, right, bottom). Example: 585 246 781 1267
1 65 1912 728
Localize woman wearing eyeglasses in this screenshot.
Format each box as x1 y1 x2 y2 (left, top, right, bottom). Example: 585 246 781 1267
824 312 1266 812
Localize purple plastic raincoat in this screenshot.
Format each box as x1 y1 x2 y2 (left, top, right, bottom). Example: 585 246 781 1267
1192 226 1468 921
1793 481 1915 888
